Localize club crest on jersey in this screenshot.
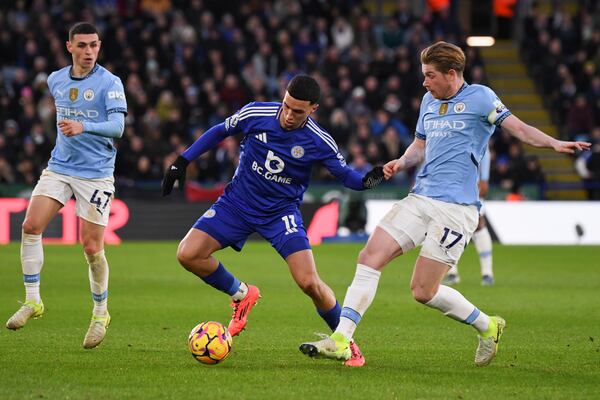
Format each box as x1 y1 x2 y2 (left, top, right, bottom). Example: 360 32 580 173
439 103 449 115
83 89 95 101
203 209 216 218
453 102 465 113
291 146 305 159
69 88 78 102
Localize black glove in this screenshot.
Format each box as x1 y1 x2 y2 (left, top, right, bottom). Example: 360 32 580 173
162 155 189 196
362 166 384 189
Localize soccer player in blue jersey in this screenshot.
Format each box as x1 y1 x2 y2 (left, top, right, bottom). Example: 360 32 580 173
6 23 127 349
162 75 384 367
444 146 495 286
300 41 590 366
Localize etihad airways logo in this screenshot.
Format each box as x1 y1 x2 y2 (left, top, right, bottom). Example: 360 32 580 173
56 106 99 118
424 120 466 130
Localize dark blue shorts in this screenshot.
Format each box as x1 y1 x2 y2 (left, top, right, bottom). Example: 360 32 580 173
193 197 310 259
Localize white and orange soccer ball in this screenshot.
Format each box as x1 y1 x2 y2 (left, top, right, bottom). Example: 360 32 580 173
188 321 233 364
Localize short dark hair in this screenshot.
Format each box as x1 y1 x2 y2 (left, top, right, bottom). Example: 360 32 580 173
286 75 321 104
69 22 99 41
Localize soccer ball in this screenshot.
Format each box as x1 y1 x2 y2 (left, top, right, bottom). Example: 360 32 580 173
188 321 232 364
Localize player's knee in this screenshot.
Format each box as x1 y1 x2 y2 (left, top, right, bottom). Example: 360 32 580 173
22 219 43 235
176 245 194 269
297 277 321 298
82 240 103 256
176 241 204 270
357 246 377 265
411 284 435 304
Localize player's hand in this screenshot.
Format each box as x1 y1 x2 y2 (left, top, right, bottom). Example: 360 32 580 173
552 140 591 154
58 119 84 137
383 158 402 179
162 155 189 196
362 166 384 189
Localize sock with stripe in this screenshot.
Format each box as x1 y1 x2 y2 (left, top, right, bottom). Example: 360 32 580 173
425 285 490 333
86 250 109 316
335 264 382 340
21 232 43 304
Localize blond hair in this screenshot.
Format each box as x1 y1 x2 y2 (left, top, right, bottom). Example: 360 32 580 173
420 41 465 75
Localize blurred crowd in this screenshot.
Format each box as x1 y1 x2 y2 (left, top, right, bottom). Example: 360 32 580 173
0 0 596 199
520 0 600 198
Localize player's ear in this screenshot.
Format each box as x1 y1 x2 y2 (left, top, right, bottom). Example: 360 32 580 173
311 103 319 113
66 41 72 53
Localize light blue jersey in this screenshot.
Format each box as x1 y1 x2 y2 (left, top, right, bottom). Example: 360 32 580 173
412 83 511 206
479 146 491 182
47 64 127 179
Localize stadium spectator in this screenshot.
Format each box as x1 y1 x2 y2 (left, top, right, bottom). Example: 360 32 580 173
0 0 543 197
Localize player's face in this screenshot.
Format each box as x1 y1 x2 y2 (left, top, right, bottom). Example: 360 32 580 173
66 34 101 71
422 63 454 99
280 92 318 130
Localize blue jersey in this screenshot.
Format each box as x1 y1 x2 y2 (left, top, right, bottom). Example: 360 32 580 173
47 64 127 179
219 102 359 216
412 84 511 206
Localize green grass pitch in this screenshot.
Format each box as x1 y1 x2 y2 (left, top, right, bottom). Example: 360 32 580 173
1 242 599 399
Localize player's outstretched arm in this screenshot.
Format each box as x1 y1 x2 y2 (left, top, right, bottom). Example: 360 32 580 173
162 155 189 196
383 137 425 179
501 115 591 154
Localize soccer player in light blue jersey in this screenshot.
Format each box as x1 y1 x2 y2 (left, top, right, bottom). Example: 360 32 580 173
300 41 590 366
6 23 127 349
162 75 384 367
444 146 495 286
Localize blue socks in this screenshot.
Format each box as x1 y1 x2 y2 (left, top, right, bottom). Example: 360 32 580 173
318 300 342 331
201 262 241 296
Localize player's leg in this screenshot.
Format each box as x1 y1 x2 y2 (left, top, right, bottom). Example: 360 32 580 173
262 208 343 330
80 219 111 348
285 248 340 328
418 199 504 366
413 256 504 365
6 195 62 330
472 215 494 285
7 169 71 330
71 175 116 348
268 209 364 366
299 196 424 362
181 203 259 336
298 227 402 361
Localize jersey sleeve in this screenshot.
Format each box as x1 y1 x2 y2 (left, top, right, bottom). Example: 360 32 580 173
482 87 511 127
415 94 429 140
223 102 256 135
47 71 57 93
105 76 128 115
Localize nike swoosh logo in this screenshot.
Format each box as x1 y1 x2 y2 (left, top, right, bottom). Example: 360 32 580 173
171 166 178 170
